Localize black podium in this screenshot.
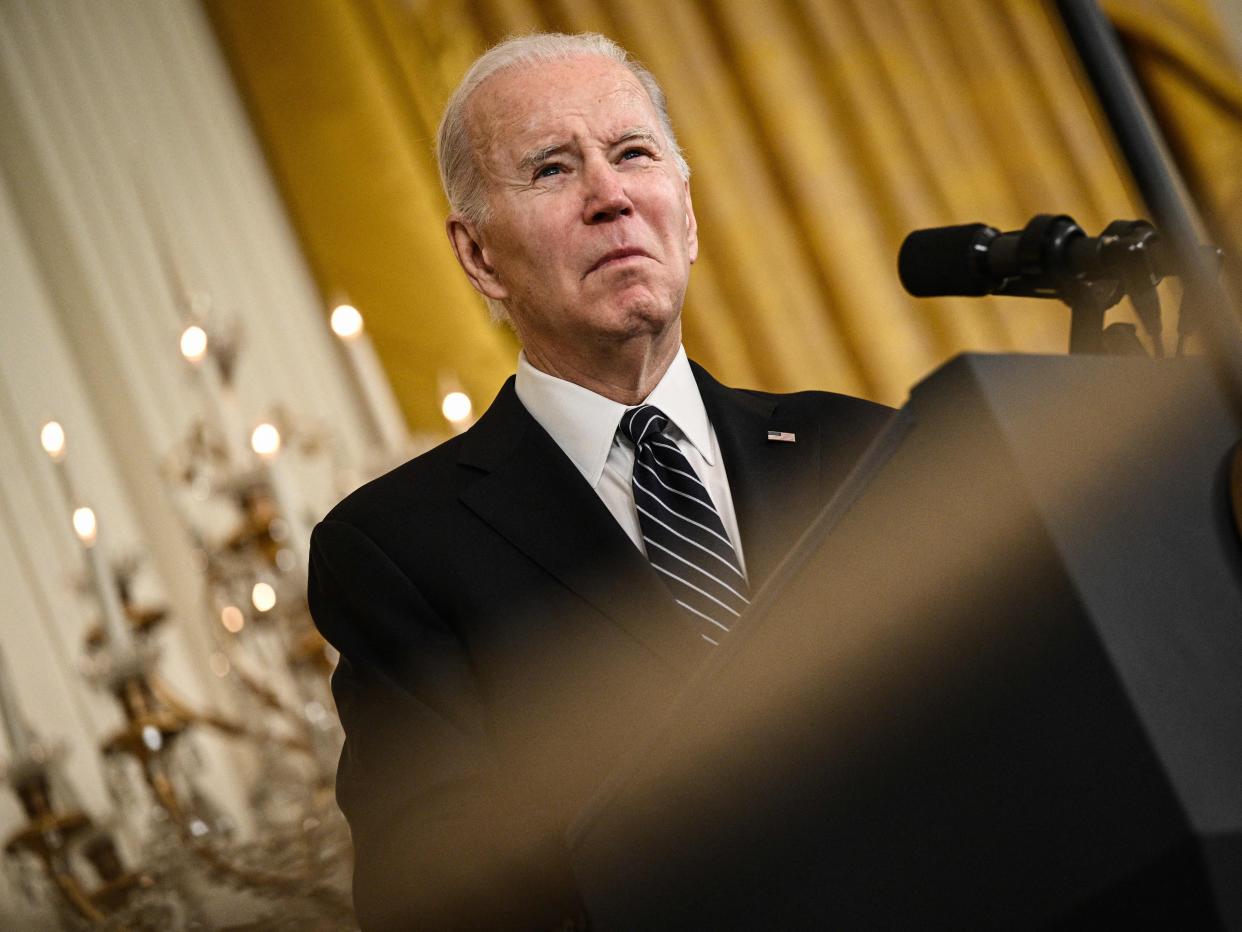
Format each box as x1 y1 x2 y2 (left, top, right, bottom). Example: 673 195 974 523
570 354 1242 929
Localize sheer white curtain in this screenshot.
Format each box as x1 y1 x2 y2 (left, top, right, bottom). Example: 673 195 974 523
0 1 369 919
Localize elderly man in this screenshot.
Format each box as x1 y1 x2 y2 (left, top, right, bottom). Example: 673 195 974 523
309 32 890 930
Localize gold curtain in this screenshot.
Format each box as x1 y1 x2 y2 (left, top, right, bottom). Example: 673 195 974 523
203 0 1237 424
1106 0 1242 280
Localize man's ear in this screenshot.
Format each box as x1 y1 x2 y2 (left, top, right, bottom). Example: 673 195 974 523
683 181 699 265
446 216 508 301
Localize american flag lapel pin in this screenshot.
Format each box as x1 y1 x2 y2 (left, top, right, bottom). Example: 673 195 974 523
767 430 796 443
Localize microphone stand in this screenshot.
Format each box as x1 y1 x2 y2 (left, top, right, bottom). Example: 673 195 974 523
1056 0 1242 414
989 213 1169 356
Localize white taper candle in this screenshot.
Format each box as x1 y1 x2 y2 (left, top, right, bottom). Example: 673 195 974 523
331 305 409 455
0 644 32 761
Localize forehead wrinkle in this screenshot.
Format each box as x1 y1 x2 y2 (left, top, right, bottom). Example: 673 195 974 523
467 59 665 188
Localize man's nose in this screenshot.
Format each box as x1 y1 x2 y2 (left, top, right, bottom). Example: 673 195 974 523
582 160 632 224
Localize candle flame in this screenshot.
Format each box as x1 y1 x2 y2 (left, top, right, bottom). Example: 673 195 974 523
73 506 98 546
441 391 473 425
40 421 66 459
180 325 208 363
330 304 363 339
251 582 277 613
251 422 281 458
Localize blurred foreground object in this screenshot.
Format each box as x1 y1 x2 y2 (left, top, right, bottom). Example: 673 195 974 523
575 353 1242 928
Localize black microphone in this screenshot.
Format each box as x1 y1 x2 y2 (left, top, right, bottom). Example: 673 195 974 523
897 214 1174 300
898 223 1000 297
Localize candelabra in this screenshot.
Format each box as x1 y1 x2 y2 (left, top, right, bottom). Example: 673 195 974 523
25 408 355 928
205 471 341 772
6 271 445 927
91 641 353 928
0 646 156 930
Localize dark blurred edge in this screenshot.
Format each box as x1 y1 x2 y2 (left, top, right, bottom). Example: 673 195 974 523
571 354 1242 929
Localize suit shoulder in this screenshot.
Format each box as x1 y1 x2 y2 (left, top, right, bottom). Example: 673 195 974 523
740 386 894 431
690 359 892 429
322 433 470 529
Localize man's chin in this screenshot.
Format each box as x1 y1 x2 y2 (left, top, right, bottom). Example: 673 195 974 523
594 301 680 344
595 286 683 332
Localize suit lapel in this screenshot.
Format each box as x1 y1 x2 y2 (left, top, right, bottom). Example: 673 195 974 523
692 363 822 589
457 380 710 674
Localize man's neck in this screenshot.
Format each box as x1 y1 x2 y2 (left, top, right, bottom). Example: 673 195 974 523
521 327 682 405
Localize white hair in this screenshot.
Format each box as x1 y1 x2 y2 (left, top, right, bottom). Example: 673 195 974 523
436 32 690 231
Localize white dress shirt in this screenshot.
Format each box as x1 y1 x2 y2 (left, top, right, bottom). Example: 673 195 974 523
514 346 747 579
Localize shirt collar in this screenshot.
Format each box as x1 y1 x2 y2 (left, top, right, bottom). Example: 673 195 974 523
643 347 714 465
514 345 713 488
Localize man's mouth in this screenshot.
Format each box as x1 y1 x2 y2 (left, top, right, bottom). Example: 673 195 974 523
585 248 650 277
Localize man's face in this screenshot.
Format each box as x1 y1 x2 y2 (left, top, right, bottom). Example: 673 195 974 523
457 55 698 356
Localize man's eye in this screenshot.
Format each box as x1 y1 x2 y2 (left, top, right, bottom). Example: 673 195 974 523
534 164 563 178
620 148 651 161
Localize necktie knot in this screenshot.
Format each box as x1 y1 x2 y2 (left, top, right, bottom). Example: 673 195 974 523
620 404 670 447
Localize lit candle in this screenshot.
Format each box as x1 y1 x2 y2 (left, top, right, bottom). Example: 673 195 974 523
252 423 310 573
0 644 31 761
75 507 136 653
40 422 135 654
41 420 72 502
441 389 474 432
330 304 409 455
181 325 249 466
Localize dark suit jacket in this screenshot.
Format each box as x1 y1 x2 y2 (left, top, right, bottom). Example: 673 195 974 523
308 362 891 929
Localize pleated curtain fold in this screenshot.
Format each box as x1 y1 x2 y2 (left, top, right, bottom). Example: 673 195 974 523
204 0 1242 425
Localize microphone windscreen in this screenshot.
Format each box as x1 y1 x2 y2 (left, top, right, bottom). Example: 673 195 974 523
898 224 997 297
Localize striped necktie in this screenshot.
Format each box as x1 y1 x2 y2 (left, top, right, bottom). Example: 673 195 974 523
620 405 750 645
